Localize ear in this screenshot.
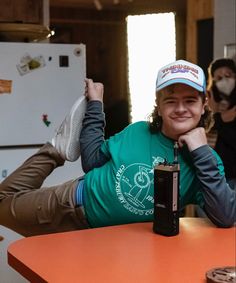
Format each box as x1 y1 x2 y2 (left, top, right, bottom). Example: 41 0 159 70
201 96 208 115
155 95 162 116
156 104 162 117
155 95 159 106
201 106 205 115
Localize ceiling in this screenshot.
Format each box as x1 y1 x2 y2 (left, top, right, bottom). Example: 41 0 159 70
50 0 139 9
49 0 186 11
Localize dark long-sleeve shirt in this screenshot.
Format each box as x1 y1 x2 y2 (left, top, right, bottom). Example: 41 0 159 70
213 112 236 179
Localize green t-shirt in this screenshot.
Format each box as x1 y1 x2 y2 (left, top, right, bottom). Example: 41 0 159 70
83 121 221 228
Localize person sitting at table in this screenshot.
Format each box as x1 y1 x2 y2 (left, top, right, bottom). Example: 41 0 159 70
0 60 235 236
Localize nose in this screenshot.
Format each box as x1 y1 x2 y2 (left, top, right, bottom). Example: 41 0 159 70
175 102 186 113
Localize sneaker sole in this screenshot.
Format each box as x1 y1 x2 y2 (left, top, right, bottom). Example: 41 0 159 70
66 95 87 161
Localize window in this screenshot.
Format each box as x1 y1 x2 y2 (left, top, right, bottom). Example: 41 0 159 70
127 13 176 122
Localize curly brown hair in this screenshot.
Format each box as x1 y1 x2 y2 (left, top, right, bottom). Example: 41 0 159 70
148 90 214 134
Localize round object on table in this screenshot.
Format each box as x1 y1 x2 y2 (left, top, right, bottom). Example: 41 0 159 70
206 266 236 283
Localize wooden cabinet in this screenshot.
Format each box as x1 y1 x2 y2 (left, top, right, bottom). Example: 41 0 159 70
0 0 43 24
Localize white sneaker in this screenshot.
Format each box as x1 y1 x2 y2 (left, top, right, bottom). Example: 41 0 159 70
52 96 87 162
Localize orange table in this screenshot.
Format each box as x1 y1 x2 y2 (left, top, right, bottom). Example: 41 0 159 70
8 218 235 283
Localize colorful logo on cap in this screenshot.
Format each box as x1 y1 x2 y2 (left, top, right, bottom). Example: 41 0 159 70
161 63 199 80
156 60 206 93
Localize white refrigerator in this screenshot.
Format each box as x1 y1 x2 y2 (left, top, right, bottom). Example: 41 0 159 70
0 42 86 185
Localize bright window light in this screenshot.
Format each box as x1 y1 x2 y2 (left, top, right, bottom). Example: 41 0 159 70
127 13 176 122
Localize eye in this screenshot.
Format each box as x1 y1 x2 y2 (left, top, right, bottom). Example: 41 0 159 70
163 99 175 104
225 74 233 79
185 98 198 103
215 76 222 82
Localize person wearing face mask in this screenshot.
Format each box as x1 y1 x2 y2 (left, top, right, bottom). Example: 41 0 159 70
207 58 236 189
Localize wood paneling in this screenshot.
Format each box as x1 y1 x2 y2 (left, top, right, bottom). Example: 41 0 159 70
186 0 213 63
0 0 43 24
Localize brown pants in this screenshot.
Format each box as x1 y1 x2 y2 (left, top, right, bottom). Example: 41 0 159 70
0 143 89 236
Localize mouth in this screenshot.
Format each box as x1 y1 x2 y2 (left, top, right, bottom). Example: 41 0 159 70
172 117 191 122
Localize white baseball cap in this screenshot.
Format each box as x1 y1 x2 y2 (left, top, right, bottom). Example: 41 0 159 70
156 59 206 94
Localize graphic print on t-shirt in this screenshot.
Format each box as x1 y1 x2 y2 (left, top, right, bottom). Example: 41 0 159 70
115 156 164 216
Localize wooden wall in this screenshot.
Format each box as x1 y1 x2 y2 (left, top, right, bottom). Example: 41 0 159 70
0 0 44 24
186 0 214 63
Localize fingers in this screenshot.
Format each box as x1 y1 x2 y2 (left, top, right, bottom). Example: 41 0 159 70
84 78 104 101
177 138 185 148
84 78 92 93
177 127 207 152
84 78 103 90
84 78 94 98
84 79 89 97
84 78 93 86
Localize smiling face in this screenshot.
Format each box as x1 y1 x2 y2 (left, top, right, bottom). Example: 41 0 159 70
157 83 206 140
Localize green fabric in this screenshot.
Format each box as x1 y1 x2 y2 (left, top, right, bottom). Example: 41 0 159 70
83 121 222 228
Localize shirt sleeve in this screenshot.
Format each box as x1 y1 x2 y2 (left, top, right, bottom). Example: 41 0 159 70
190 145 236 228
212 112 223 129
80 100 110 173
